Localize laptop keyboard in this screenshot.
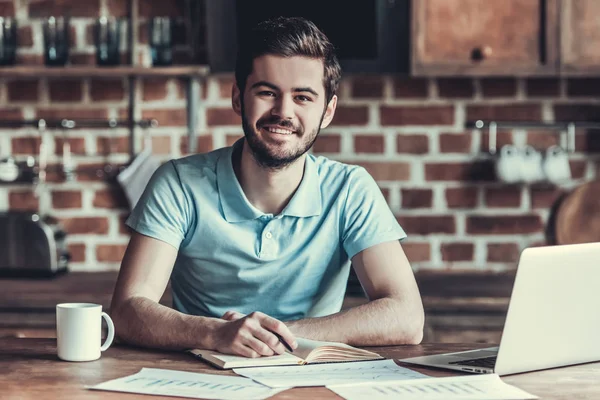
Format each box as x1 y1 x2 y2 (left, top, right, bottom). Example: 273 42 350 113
448 356 497 369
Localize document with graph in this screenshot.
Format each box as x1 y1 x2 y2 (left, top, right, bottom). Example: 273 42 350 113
88 367 287 400
234 359 427 388
327 374 538 400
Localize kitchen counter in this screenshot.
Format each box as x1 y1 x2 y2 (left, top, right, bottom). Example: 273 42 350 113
0 270 515 341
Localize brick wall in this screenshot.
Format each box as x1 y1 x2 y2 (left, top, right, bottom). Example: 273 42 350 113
1 1 600 272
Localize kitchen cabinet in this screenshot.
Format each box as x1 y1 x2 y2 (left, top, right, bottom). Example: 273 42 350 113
560 0 600 75
411 0 560 76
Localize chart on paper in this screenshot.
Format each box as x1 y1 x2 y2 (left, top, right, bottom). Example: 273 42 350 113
234 359 428 387
89 367 287 400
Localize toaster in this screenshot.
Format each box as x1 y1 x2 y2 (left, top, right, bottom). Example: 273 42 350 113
0 211 70 277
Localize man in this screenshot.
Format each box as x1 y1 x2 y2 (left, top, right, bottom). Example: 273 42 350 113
110 17 424 358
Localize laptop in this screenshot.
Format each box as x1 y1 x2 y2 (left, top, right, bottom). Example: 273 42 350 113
399 242 600 376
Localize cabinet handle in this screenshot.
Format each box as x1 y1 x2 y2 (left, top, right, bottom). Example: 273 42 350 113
471 46 493 61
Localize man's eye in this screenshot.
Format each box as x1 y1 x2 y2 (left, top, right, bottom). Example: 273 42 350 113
259 91 275 97
296 95 312 102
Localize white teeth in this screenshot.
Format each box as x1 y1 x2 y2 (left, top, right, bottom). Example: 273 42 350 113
265 127 293 135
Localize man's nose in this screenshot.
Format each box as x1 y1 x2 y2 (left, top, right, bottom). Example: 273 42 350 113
271 96 294 120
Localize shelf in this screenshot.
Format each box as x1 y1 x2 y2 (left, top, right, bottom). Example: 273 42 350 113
0 65 210 78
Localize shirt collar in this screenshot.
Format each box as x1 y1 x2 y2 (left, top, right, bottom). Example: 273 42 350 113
217 140 322 222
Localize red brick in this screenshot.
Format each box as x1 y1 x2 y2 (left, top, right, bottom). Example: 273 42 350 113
380 188 391 204
467 104 541 122
313 134 341 154
68 243 86 263
481 78 517 98
466 215 542 234
142 109 186 127
530 186 566 209
401 188 433 209
218 76 235 99
151 136 171 155
487 243 521 262
397 216 456 235
437 78 474 98
54 137 86 155
446 187 478 209
17 26 33 47
353 162 411 181
441 242 474 261
137 0 183 17
402 242 431 262
484 187 522 207
59 217 109 235
381 106 454 126
354 134 384 153
439 133 472 153
574 130 600 153
48 79 83 102
525 78 560 97
142 78 168 101
569 160 586 179
16 54 43 65
554 104 600 121
11 137 41 155
0 2 15 15
37 108 107 120
567 78 600 97
52 190 82 209
7 80 38 102
97 136 129 155
106 0 128 17
393 78 428 98
480 130 514 153
29 0 99 16
351 76 384 98
44 163 65 183
226 134 244 147
331 106 369 126
93 189 128 209
181 135 213 155
8 191 39 211
527 131 560 149
90 79 125 101
96 244 127 262
206 108 241 126
425 162 495 182
0 108 23 119
76 162 124 182
396 134 429 154
118 215 132 234
69 53 95 65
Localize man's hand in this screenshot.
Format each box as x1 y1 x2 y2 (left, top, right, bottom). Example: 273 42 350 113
211 311 297 358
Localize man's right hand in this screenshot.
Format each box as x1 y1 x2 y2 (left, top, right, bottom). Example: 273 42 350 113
210 311 297 358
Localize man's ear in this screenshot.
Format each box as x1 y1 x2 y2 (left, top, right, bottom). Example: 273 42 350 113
232 83 242 116
320 95 338 129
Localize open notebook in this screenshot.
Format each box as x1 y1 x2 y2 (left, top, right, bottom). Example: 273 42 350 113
189 337 383 369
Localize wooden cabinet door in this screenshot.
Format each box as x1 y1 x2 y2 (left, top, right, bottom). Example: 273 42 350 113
561 0 600 75
412 0 559 76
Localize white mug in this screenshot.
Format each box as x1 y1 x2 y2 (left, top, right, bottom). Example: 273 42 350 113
56 303 115 362
543 145 571 184
495 144 521 183
519 145 545 184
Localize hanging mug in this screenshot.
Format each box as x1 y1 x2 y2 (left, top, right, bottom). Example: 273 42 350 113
543 145 571 184
519 145 544 184
495 144 521 184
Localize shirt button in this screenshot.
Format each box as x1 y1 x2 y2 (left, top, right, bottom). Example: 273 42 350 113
265 232 273 239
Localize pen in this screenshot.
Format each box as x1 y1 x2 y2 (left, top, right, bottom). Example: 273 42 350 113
269 330 294 353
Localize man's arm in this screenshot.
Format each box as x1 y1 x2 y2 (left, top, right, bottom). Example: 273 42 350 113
284 240 424 346
110 231 296 356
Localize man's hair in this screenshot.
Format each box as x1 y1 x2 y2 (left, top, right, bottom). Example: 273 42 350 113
235 16 342 104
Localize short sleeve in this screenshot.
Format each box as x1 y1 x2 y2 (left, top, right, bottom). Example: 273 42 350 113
341 167 407 259
126 161 191 249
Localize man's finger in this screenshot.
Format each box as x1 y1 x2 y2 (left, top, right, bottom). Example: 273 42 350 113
255 313 297 350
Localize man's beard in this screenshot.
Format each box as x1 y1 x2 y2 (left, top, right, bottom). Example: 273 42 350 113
241 102 324 170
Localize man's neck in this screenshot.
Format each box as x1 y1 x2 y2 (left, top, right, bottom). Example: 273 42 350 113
233 141 306 215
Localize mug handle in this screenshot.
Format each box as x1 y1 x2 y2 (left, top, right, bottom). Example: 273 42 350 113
100 311 115 351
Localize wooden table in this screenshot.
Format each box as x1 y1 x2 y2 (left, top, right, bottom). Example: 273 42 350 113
2 338 598 399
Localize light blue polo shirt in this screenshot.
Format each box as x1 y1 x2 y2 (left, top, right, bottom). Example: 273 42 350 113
126 140 406 321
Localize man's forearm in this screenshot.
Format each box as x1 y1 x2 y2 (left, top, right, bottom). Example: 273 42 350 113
286 297 424 346
110 296 222 351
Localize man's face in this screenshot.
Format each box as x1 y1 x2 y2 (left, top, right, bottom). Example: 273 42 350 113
232 55 337 169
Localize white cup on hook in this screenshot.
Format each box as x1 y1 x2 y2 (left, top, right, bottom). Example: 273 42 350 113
495 144 521 183
543 145 571 184
519 145 545 184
